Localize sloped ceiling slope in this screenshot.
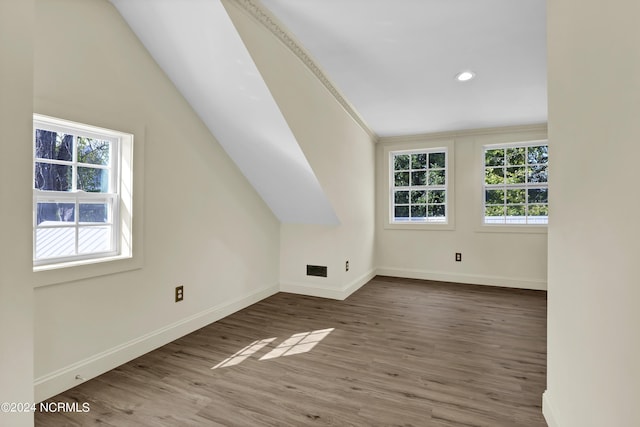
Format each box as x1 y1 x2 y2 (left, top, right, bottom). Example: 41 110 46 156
110 0 339 225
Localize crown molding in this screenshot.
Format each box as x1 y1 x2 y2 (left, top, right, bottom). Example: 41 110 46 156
225 0 378 142
377 123 548 145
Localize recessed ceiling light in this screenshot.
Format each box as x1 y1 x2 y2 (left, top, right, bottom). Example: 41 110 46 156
455 71 475 82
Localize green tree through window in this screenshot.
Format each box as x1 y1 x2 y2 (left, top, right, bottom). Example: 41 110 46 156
391 149 447 223
33 118 119 264
483 143 548 225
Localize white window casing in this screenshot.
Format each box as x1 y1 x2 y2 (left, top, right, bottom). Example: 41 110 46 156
482 140 549 227
383 138 455 231
33 114 134 271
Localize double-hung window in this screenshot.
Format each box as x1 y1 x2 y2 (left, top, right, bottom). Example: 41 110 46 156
390 148 448 223
483 141 548 225
33 116 132 267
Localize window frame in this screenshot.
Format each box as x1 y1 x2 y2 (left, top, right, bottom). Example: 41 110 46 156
383 139 455 230
481 140 549 229
33 114 133 271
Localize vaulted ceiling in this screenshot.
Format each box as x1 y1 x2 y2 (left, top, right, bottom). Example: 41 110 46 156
111 0 339 224
111 0 547 223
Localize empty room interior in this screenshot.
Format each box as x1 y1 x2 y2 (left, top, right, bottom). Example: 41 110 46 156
1 0 638 426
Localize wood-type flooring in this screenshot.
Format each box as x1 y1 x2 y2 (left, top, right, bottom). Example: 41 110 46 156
35 276 548 426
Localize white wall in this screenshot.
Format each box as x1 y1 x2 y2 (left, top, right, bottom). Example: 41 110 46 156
0 1 35 425
225 1 377 300
545 0 640 425
376 126 548 290
33 0 280 401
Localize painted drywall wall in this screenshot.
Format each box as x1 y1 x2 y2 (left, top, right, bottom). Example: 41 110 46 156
224 1 376 299
33 0 280 401
545 0 640 425
0 1 35 425
376 126 548 290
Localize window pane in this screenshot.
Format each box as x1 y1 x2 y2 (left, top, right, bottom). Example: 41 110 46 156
34 130 73 161
394 172 409 186
428 190 445 203
429 152 446 168
35 227 75 259
506 167 526 184
79 203 108 223
394 191 409 204
411 190 427 203
394 206 409 219
506 189 526 204
78 226 111 254
411 153 427 169
36 202 75 225
527 165 548 183
428 204 445 218
528 188 548 204
411 205 426 218
411 171 426 186
394 154 409 171
507 147 526 165
485 149 505 166
485 206 505 224
507 205 526 217
34 162 72 191
428 170 445 185
485 167 504 184
528 145 548 165
506 206 527 224
77 137 110 166
78 167 109 192
528 205 549 217
485 189 504 205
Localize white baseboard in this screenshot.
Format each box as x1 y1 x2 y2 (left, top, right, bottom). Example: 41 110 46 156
34 284 279 402
542 390 560 427
375 267 547 291
280 268 376 300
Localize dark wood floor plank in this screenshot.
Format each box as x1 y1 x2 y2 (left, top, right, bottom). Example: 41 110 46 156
36 276 547 426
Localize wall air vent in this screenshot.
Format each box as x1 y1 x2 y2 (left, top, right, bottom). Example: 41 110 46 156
306 265 328 277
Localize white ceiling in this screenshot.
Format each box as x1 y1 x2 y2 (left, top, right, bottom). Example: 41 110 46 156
111 0 339 224
261 0 547 137
110 0 547 224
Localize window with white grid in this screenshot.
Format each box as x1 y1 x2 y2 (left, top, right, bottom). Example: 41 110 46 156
390 148 448 223
483 142 548 225
33 116 132 267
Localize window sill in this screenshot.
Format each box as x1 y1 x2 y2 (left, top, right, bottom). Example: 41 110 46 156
475 224 547 234
33 253 142 288
385 221 455 231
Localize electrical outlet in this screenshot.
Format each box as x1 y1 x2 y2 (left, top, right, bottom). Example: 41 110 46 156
175 285 184 302
455 253 462 262
345 260 350 272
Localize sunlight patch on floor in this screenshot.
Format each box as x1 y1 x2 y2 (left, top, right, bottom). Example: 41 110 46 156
260 328 334 360
211 337 276 369
212 328 334 369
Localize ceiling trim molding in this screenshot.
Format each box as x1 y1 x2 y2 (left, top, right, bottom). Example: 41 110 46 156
225 0 379 142
378 123 548 145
